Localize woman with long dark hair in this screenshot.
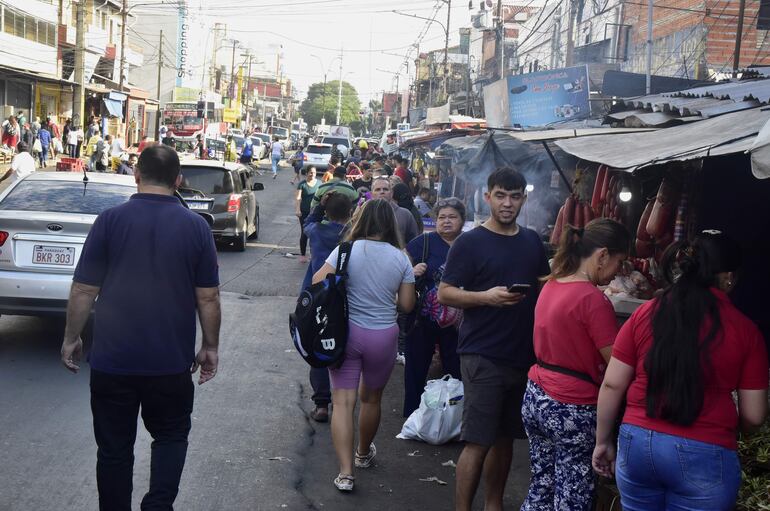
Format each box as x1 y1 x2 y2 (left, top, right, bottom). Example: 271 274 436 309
521 218 630 510
593 231 768 510
312 198 416 492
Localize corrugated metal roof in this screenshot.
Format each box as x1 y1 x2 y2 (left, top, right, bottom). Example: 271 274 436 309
611 79 770 122
556 106 770 172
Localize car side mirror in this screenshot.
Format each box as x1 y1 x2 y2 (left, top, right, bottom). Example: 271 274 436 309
252 182 264 191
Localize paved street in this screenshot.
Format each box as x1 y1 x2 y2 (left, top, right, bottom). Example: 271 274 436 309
0 161 530 511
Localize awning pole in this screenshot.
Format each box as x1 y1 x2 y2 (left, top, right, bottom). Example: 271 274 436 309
541 140 573 194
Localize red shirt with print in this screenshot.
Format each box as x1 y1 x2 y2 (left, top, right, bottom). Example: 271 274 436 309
612 289 768 450
528 280 619 405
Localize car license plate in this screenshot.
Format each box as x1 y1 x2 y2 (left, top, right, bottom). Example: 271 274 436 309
32 245 75 266
188 201 210 210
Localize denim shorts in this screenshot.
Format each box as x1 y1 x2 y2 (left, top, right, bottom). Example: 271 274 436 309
615 424 741 511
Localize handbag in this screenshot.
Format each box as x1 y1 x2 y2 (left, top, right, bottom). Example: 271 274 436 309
32 138 42 153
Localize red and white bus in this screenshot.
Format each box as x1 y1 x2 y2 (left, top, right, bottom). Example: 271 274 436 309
161 102 226 145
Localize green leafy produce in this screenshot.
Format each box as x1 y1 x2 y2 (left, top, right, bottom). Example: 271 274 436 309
737 418 770 510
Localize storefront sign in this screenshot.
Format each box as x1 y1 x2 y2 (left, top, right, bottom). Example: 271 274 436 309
506 66 590 127
223 107 240 124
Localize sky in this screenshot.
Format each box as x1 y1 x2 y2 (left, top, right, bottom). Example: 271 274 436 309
132 0 476 107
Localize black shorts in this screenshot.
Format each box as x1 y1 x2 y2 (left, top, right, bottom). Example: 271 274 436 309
460 354 528 446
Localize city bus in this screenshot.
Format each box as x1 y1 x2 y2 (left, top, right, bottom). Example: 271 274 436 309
162 102 226 146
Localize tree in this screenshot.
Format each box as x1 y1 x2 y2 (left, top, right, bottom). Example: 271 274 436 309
300 80 361 127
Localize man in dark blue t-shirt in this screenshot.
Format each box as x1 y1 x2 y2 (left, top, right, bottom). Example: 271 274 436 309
439 167 549 511
60 144 221 510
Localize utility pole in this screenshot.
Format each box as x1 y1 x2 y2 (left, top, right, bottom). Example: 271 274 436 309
321 73 328 126
497 0 505 79
336 48 343 125
73 0 85 129
443 0 451 101
118 0 127 90
565 0 577 67
261 82 267 130
645 0 654 93
154 29 163 139
229 40 238 105
395 73 401 121
733 0 747 78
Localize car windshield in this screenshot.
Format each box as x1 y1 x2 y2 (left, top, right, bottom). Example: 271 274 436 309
255 134 270 143
323 137 349 147
180 167 234 195
250 137 262 146
0 180 135 215
306 146 331 154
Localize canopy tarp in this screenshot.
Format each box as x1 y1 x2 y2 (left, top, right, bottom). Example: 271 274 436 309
102 98 124 119
554 107 770 172
436 133 578 233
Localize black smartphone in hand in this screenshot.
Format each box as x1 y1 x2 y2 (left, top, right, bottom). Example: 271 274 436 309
507 284 531 294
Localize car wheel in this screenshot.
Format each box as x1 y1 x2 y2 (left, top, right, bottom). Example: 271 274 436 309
248 213 259 240
233 220 247 252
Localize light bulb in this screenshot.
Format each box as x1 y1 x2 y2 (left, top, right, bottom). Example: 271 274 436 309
619 186 632 203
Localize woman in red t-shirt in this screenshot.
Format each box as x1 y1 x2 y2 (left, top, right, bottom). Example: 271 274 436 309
593 231 769 511
521 218 630 511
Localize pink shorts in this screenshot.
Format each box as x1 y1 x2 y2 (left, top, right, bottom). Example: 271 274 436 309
329 322 399 390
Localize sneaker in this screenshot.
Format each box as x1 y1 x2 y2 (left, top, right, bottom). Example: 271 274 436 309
395 353 405 365
309 407 328 423
355 443 376 468
334 473 355 492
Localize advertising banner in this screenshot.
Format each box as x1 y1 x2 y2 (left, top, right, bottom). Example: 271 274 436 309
506 66 590 127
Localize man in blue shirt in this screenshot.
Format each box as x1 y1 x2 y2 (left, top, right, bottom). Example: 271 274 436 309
301 191 352 422
60 144 221 510
439 167 550 511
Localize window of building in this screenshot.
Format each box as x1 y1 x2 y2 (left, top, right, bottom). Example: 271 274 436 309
1 7 56 47
759 0 770 30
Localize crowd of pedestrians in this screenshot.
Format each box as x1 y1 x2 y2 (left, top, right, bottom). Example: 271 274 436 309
292 149 768 511
53 128 768 510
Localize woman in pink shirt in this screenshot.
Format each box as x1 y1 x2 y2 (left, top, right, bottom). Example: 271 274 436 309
521 218 630 511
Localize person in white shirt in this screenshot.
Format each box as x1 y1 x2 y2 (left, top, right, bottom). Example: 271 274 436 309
67 126 82 157
0 142 35 185
111 135 126 157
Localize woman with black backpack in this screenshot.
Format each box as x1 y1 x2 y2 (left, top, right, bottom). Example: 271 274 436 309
402 197 465 418
312 198 415 492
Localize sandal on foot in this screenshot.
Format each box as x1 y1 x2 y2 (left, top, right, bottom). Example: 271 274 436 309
309 407 328 422
334 473 355 492
355 442 376 468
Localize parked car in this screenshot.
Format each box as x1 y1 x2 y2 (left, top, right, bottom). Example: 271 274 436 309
321 136 350 159
302 143 333 170
229 128 244 137
0 172 136 316
178 161 264 251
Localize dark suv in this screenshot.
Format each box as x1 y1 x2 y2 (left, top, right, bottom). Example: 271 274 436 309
178 161 264 251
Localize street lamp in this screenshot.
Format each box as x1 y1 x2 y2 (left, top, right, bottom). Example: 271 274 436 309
310 54 340 126
392 0 451 102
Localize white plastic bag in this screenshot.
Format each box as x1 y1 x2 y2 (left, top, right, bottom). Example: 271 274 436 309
397 375 464 445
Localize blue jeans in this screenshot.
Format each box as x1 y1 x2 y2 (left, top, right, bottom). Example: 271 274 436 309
271 154 281 174
616 424 741 511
